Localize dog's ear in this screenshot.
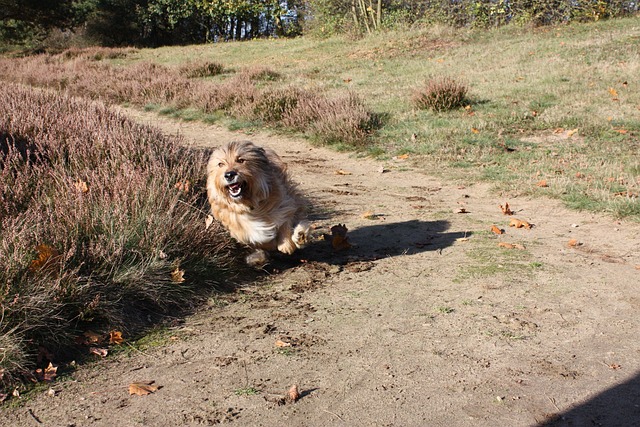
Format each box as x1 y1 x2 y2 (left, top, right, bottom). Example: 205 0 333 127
253 173 271 202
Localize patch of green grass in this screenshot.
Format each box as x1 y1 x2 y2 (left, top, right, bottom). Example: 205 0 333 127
436 306 455 314
129 327 174 353
234 386 260 396
455 233 541 282
275 347 298 356
235 386 259 396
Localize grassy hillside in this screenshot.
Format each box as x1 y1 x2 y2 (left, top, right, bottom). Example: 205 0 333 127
130 18 639 217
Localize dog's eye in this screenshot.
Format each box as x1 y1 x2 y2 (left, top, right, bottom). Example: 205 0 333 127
237 158 245 164
217 162 224 168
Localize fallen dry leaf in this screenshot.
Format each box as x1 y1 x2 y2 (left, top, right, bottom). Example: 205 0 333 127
171 267 185 283
35 363 57 383
608 363 621 370
335 169 352 175
394 153 410 160
89 347 108 357
498 242 526 250
471 128 480 134
491 225 504 235
454 207 468 214
205 214 214 230
536 180 549 187
129 381 159 396
608 87 619 101
499 202 514 215
361 211 383 220
287 384 300 403
275 339 291 348
614 191 638 198
109 331 124 345
566 128 578 137
82 330 103 345
567 239 582 247
74 180 89 193
174 180 191 193
509 218 532 229
29 244 61 274
330 224 352 251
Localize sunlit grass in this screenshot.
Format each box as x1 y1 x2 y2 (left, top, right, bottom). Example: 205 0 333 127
2 17 638 218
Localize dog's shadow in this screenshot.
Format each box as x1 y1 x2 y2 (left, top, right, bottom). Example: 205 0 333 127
269 219 468 269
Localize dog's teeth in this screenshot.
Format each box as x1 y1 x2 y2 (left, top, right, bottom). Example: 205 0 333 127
228 183 242 197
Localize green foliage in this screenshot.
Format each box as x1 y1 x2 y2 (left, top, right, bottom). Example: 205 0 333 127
304 0 638 35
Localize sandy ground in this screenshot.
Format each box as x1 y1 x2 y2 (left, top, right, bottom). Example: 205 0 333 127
4 110 640 427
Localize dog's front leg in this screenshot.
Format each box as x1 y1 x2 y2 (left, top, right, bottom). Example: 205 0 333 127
276 223 297 255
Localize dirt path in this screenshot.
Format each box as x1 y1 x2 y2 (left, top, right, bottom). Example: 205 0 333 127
5 111 640 427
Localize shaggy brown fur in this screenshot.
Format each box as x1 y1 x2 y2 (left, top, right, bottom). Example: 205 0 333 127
206 141 310 265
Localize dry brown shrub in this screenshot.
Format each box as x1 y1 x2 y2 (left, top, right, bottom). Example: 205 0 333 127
194 73 258 114
0 84 238 392
180 61 225 78
283 91 378 146
242 66 281 82
0 51 380 147
252 87 302 123
413 77 468 112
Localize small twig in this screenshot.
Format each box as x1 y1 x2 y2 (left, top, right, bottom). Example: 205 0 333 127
177 199 209 216
323 409 344 421
125 342 147 355
28 408 42 424
546 395 561 412
242 360 251 388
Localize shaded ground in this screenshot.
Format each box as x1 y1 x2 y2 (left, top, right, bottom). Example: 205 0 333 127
4 110 640 426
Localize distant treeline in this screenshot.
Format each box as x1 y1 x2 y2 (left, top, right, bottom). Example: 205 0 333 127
0 0 638 47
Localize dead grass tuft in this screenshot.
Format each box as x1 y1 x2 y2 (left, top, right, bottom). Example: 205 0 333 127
180 61 225 78
0 50 378 147
413 77 468 112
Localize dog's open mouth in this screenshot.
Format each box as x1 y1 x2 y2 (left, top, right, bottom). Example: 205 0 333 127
227 182 244 199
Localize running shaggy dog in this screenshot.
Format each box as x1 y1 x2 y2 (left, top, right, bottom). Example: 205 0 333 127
206 141 310 265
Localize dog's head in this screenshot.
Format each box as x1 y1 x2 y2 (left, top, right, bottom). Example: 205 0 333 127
207 141 274 206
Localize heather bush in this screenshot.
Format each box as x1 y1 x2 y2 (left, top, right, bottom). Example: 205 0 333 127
0 51 379 147
252 87 302 123
413 77 468 112
180 61 225 78
282 91 379 146
243 66 282 82
0 84 239 393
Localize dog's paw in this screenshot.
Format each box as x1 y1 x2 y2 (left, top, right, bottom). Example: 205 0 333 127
246 249 269 267
292 221 311 248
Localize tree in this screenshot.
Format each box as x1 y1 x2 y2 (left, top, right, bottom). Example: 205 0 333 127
0 0 96 30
